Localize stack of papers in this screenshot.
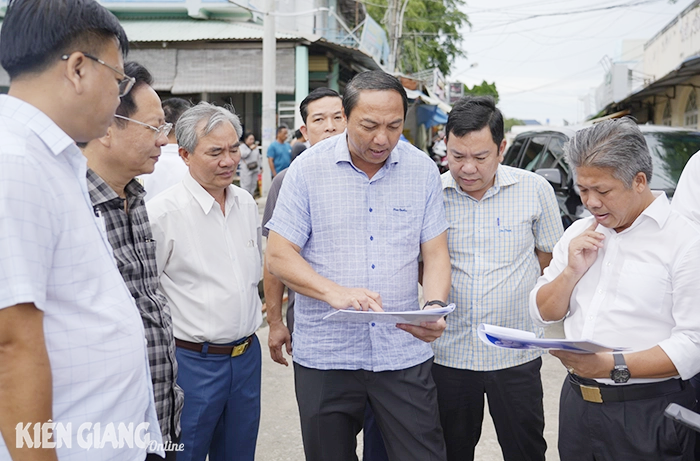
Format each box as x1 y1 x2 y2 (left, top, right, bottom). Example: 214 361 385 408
477 323 626 354
323 304 455 326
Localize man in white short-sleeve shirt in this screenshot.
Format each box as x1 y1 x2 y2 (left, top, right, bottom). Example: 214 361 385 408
0 1 162 460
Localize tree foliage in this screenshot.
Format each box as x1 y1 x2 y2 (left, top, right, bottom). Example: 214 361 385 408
364 0 469 75
463 80 499 103
504 118 525 133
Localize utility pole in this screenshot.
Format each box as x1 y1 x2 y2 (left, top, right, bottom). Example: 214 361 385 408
261 0 276 197
386 0 409 72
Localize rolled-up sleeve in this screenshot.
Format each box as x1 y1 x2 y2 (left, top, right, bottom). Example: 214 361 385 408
657 238 700 379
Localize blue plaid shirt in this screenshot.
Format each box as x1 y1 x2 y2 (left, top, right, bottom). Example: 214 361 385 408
266 135 448 372
432 165 563 371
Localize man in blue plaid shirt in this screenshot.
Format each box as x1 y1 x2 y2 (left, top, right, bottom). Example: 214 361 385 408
266 70 451 461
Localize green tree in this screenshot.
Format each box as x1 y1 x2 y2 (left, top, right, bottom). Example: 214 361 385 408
463 80 499 103
504 118 525 133
365 0 469 75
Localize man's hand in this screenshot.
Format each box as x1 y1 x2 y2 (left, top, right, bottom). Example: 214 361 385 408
567 221 605 277
550 350 613 379
396 315 447 343
326 287 383 312
268 320 292 366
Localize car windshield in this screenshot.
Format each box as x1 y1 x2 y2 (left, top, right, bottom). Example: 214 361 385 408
644 132 700 195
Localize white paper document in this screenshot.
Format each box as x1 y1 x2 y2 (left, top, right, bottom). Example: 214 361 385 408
477 323 627 354
323 304 455 326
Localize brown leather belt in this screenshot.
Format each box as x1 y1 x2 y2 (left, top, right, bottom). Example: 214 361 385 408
175 337 253 357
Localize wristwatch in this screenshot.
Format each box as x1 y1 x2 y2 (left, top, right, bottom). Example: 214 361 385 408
422 300 447 310
610 353 631 383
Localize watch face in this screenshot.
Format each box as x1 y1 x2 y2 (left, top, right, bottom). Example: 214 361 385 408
611 368 631 383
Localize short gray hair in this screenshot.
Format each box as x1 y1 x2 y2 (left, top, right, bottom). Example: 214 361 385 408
565 117 653 188
176 102 243 153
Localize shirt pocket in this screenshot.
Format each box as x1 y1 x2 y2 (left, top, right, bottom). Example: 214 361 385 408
387 205 420 245
483 221 533 265
616 261 669 312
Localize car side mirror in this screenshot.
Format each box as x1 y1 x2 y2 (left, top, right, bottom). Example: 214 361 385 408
535 168 562 188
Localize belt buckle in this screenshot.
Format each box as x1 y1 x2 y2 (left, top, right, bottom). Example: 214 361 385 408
580 384 603 403
231 340 249 357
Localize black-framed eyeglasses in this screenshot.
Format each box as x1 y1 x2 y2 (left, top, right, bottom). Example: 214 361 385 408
114 114 173 138
61 52 136 97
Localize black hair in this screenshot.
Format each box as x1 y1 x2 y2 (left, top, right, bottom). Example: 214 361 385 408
276 125 288 135
293 129 304 140
113 61 153 127
299 87 341 124
343 71 407 120
445 96 504 146
1 0 129 79
162 98 192 127
242 131 255 142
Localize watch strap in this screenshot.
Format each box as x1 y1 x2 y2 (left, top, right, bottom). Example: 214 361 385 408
422 300 447 310
613 353 626 368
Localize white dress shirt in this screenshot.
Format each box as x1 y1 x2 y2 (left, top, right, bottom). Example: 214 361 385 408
0 95 162 459
529 192 700 384
141 143 189 202
672 151 700 224
147 172 263 343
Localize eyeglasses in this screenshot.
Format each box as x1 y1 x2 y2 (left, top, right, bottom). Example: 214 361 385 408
61 52 136 97
114 114 173 138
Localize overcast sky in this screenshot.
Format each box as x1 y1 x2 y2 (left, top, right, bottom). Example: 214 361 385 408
450 0 692 125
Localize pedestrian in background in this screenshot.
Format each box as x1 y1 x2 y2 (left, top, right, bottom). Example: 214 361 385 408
267 125 292 177
240 131 261 197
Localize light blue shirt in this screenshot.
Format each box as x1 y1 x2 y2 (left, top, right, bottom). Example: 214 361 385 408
267 140 291 174
266 135 448 372
432 165 563 371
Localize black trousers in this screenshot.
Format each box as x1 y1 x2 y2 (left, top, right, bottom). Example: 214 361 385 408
293 358 447 461
558 374 696 461
432 358 547 461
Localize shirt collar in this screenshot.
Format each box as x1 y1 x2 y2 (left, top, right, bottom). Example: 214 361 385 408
333 131 402 168
87 168 146 207
597 190 670 236
635 190 670 229
0 95 77 157
183 171 239 215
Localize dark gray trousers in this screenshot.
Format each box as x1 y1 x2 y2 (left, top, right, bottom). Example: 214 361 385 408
432 358 547 461
558 374 696 461
293 358 447 461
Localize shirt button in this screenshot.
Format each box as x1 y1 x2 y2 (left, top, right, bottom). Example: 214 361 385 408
598 289 604 294
371 264 375 269
370 236 374 241
587 316 594 321
371 322 376 327
369 208 373 212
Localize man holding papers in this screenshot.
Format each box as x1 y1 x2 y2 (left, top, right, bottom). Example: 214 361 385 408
431 96 563 461
530 118 700 460
266 71 451 461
